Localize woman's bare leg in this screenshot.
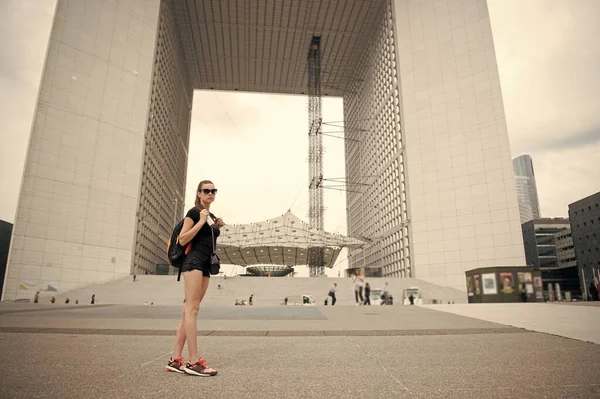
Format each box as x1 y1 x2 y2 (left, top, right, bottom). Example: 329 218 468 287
183 270 204 361
199 276 210 303
172 306 186 358
194 276 216 373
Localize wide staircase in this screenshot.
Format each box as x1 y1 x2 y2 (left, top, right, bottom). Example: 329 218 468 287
52 276 467 306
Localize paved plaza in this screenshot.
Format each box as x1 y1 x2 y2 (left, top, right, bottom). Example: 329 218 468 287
1 303 599 398
428 302 600 344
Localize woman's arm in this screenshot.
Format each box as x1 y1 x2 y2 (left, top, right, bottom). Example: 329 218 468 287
178 209 209 246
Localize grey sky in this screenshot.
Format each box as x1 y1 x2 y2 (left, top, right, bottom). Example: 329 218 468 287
487 0 600 214
1 0 599 273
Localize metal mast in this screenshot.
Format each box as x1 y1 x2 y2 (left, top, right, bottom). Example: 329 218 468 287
307 36 324 277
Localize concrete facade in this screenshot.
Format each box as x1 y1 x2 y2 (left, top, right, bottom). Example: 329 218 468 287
522 218 581 297
4 0 525 299
554 229 577 270
521 218 569 269
345 0 526 291
568 191 600 299
390 0 526 287
2 0 163 300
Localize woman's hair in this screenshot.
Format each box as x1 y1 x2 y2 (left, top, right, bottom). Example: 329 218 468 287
194 180 214 208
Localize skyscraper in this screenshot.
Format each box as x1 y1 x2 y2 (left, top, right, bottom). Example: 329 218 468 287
513 155 541 224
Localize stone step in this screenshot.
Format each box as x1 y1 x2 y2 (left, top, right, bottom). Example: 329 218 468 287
46 276 467 306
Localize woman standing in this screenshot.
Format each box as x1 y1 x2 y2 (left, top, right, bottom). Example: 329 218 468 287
166 180 224 377
353 271 364 306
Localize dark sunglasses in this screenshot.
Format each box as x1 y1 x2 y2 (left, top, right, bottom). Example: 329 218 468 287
201 188 218 195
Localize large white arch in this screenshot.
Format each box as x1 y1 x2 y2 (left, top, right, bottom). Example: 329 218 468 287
2 0 526 300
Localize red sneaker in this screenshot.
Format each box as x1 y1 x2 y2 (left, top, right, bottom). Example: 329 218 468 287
184 358 217 376
166 356 185 373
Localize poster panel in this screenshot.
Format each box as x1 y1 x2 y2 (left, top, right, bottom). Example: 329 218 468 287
526 283 534 294
482 273 498 295
466 276 474 297
499 272 514 294
473 274 481 295
518 272 532 283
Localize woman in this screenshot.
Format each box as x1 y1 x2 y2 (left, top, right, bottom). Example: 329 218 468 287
166 180 224 376
353 271 364 306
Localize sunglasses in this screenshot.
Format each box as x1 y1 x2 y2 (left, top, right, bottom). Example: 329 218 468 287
201 189 218 195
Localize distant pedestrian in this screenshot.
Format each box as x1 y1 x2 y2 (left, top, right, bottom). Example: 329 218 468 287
408 294 414 305
65 297 70 304
217 284 221 290
50 296 56 304
284 297 288 306
520 285 527 302
34 291 39 303
133 274 136 282
91 294 95 305
363 282 371 305
75 299 79 304
382 282 390 305
353 271 364 305
249 294 254 306
328 283 338 306
590 283 599 301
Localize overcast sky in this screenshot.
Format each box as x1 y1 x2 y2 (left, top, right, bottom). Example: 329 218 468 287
1 0 599 276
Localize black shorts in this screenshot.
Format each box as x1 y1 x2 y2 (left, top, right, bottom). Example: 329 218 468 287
182 253 211 278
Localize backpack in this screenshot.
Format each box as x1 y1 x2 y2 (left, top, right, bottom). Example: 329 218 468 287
167 207 217 281
167 218 192 281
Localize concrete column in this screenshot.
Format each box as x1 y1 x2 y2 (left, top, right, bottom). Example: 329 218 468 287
3 0 161 300
392 0 526 290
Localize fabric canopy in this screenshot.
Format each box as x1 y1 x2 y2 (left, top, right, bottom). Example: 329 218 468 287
215 211 365 268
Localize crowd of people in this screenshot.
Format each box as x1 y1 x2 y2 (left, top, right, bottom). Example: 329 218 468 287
326 271 393 306
34 291 93 305
234 294 254 306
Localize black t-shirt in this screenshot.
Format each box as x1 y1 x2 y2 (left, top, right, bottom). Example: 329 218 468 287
185 207 220 254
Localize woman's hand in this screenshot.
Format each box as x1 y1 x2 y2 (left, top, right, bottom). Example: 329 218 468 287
200 209 210 223
216 218 225 228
